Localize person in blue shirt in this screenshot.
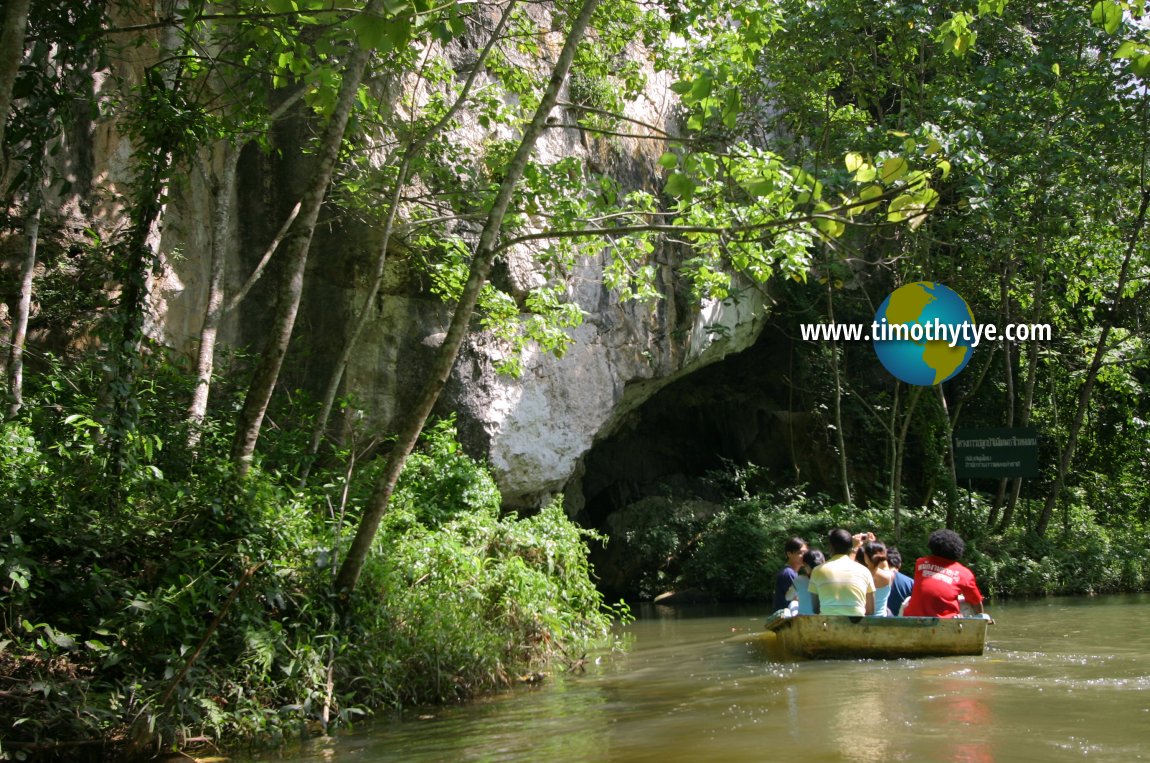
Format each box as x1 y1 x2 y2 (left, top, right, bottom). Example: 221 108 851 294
788 548 825 614
886 546 915 616
772 536 808 611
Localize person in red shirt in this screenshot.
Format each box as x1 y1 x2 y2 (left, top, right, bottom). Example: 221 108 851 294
903 529 984 618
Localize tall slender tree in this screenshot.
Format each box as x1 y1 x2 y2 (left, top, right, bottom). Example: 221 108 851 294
230 0 384 474
334 0 604 594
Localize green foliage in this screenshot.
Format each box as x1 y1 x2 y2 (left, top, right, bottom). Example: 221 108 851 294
388 416 502 526
601 496 712 600
684 487 849 601
609 462 1149 603
344 499 624 706
0 358 621 755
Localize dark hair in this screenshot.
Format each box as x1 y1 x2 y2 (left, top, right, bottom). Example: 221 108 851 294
887 547 903 569
827 528 853 555
784 536 807 554
802 549 825 570
927 529 966 560
862 541 887 566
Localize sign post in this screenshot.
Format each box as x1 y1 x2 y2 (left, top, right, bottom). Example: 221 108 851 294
953 428 1039 479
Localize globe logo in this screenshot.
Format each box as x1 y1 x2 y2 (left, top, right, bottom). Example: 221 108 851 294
872 282 976 386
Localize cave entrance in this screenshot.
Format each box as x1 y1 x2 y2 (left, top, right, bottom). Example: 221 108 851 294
571 326 835 533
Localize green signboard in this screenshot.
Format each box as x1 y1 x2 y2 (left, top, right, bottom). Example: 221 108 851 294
953 428 1039 479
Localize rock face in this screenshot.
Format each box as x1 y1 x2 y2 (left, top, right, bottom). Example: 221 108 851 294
6 12 776 515
450 266 771 510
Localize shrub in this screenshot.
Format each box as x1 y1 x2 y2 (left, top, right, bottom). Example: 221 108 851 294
0 361 623 758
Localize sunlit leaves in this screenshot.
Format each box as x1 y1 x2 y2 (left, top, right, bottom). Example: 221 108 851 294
937 11 977 57
1091 1 1123 35
664 171 696 199
1114 39 1150 80
858 184 885 212
880 156 908 183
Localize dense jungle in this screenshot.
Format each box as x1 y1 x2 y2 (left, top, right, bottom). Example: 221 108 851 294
1 0 1149 758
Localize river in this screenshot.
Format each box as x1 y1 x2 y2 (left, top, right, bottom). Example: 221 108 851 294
251 593 1150 762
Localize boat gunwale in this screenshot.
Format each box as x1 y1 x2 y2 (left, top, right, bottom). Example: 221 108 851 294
761 612 991 660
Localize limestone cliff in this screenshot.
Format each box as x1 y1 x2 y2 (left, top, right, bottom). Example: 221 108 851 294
2 7 774 516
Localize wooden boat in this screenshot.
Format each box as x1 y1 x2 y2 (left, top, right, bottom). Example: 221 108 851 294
761 612 991 659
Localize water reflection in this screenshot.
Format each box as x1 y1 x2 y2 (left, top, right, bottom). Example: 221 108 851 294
251 594 1150 763
925 672 993 763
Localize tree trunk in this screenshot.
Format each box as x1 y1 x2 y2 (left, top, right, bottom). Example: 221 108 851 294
230 2 382 475
5 146 43 418
333 0 604 596
999 257 1045 533
187 92 304 447
826 278 851 505
186 146 240 446
108 150 169 436
891 384 922 543
0 0 30 184
988 266 1015 528
1036 187 1149 536
302 0 520 479
935 385 958 529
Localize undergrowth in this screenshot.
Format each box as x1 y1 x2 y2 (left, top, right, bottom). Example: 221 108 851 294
0 353 625 761
608 464 1150 602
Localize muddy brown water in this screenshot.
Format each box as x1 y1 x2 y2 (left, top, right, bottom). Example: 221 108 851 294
250 593 1150 762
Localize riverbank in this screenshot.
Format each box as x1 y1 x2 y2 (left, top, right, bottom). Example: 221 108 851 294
0 409 624 762
3 375 1146 760
591 484 1150 602
238 594 1150 763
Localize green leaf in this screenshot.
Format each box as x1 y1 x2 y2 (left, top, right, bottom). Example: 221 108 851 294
744 177 776 197
670 81 693 95
658 152 679 169
1132 54 1150 79
924 138 943 156
858 184 884 212
854 164 877 183
937 159 952 179
689 75 714 101
349 13 394 52
953 31 975 55
1051 62 1061 77
880 157 908 183
722 90 741 129
664 172 695 198
845 152 865 172
816 217 845 238
1091 1 1122 35
1114 41 1139 59
887 193 914 222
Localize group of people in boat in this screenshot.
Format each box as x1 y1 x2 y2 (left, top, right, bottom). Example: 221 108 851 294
773 528 985 618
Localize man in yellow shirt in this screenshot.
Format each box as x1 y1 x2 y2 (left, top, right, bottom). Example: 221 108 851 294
810 528 876 616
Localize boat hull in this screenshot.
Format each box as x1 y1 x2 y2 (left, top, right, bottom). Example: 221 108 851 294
762 613 989 659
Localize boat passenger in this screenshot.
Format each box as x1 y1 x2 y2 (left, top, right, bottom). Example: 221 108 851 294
809 528 876 616
787 548 826 615
861 541 894 617
903 529 985 618
886 546 915 616
773 536 809 612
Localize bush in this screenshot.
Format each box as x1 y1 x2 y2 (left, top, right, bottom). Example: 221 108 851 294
0 359 623 759
616 464 1150 603
683 487 856 600
343 499 622 707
